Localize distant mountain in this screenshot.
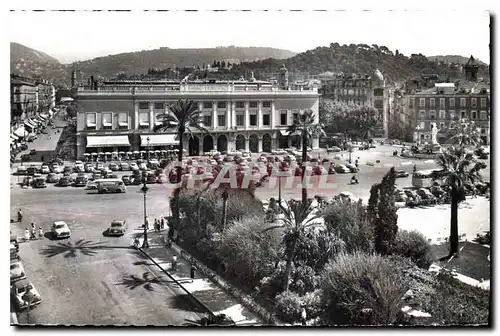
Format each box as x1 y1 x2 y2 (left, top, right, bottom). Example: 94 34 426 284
10 42 71 88
227 44 490 83
428 55 488 66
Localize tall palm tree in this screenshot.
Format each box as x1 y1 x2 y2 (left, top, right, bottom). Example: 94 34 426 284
435 146 485 257
287 110 325 205
155 99 208 224
446 118 482 148
262 199 322 291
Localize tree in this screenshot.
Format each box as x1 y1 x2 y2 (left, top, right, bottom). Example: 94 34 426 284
154 99 208 226
262 199 322 292
221 60 226 69
445 118 482 147
435 146 485 257
212 60 217 68
373 168 399 255
287 110 325 205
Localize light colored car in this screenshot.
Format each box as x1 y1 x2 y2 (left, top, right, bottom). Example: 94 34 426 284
40 165 50 174
85 163 95 173
138 162 147 170
10 261 26 282
120 162 130 171
108 163 119 171
335 164 351 174
52 165 63 174
271 149 287 155
96 163 105 170
11 280 42 310
327 146 342 153
157 174 167 184
51 221 71 239
130 162 139 170
16 166 27 175
107 220 127 236
75 160 85 171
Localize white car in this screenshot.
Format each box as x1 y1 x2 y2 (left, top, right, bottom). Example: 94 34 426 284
327 146 342 153
10 261 26 282
75 160 85 171
96 163 105 170
11 280 42 310
40 165 50 174
107 220 127 236
130 162 139 170
120 162 130 171
108 163 119 171
271 149 287 155
51 221 71 239
52 165 64 174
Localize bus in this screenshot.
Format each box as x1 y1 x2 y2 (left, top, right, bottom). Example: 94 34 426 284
86 179 126 194
412 169 446 188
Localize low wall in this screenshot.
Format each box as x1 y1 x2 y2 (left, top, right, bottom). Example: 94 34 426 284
401 152 440 160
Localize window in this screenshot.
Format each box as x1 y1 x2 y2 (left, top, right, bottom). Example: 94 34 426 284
139 112 150 127
481 98 487 108
409 98 415 108
419 110 425 118
440 122 446 129
373 88 384 96
280 111 287 125
449 98 455 108
139 102 149 110
429 110 436 119
217 114 226 127
236 101 245 109
430 98 435 108
439 110 446 119
374 100 384 109
203 115 212 127
236 114 244 126
102 112 113 128
481 128 486 134
154 102 164 110
419 121 425 129
449 110 455 120
292 112 299 122
419 98 425 108
203 101 213 109
439 98 445 108
263 114 270 126
217 101 227 109
118 113 128 128
460 98 466 107
249 101 258 108
460 110 467 118
480 111 487 120
249 114 257 126
471 111 477 119
263 101 271 108
471 98 477 108
86 113 96 129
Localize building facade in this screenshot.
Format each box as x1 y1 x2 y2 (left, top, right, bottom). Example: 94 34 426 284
407 84 490 145
75 80 320 159
36 79 56 112
320 73 374 105
11 74 38 124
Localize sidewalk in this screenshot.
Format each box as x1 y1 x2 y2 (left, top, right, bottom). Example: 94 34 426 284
137 232 262 326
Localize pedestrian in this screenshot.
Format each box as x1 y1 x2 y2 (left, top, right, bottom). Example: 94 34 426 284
301 308 307 326
24 228 30 242
17 209 23 223
155 219 160 233
160 218 165 230
190 264 197 282
171 255 178 271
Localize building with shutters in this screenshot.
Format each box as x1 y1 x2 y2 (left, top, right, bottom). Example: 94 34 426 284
74 74 320 159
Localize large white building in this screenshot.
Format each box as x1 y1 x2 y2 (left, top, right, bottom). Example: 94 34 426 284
75 77 320 159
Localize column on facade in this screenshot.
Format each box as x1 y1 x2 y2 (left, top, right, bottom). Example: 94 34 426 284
270 101 276 129
149 102 154 132
244 135 250 151
257 101 263 128
199 136 204 155
197 102 204 127
182 137 189 157
287 137 292 148
312 137 320 149
213 134 218 150
133 101 139 129
257 135 263 152
231 101 237 130
226 100 231 129
212 101 217 128
245 101 250 130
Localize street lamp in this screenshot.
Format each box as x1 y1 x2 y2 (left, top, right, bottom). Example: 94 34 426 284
141 170 150 249
415 125 421 146
146 136 150 161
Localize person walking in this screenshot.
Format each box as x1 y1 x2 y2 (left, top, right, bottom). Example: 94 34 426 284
17 209 23 223
24 228 30 242
190 264 197 283
171 255 178 271
160 218 165 230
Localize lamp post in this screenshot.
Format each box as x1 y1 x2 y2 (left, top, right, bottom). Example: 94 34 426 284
415 125 421 146
141 169 150 249
146 136 150 162
278 174 282 206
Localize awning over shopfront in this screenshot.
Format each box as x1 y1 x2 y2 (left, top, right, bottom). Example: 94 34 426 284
24 120 37 129
14 127 28 138
86 135 131 148
140 134 178 146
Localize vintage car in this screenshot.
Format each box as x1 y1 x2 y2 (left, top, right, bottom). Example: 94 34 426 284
51 221 71 239
157 174 168 184
32 176 47 188
85 163 95 173
11 280 42 310
108 163 119 171
129 162 139 170
326 146 342 153
10 244 20 261
107 220 128 236
40 165 51 174
334 164 351 174
57 176 71 187
29 149 37 155
121 175 132 185
345 163 359 173
46 173 60 184
74 175 88 187
395 170 410 178
16 166 27 175
10 261 27 282
120 162 130 171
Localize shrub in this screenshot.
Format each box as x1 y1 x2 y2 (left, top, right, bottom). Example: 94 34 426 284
275 291 303 324
319 251 409 325
293 230 346 272
390 230 434 269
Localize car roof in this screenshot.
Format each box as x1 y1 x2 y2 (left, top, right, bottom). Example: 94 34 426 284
54 221 67 226
13 279 31 288
111 220 125 224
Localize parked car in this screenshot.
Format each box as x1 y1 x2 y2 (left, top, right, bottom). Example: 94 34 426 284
40 165 50 174
74 161 85 172
51 221 71 239
16 166 27 175
394 190 408 202
157 174 167 184
129 162 139 170
327 146 342 153
96 163 105 170
395 170 409 178
271 149 287 155
345 163 359 173
11 280 42 310
74 175 88 187
85 163 95 173
335 164 351 174
120 162 130 171
32 176 47 188
46 173 60 184
146 172 157 184
121 176 132 185
51 165 63 174
108 163 119 171
10 261 26 282
29 149 36 155
27 166 38 176
21 154 31 162
132 174 144 185
148 159 160 169
107 220 127 236
416 188 436 204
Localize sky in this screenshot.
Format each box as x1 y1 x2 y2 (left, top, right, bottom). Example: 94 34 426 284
8 9 491 64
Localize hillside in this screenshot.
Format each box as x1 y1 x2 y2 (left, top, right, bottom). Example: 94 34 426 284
229 44 490 83
71 46 296 79
428 55 488 66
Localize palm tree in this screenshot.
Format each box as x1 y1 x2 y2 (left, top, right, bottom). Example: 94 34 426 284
435 146 486 257
262 199 322 291
446 118 482 148
155 99 208 224
286 110 325 205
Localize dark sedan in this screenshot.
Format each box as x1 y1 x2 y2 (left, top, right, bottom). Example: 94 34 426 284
395 170 409 178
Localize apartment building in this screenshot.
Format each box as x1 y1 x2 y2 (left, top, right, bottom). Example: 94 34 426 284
11 74 37 123
407 83 490 145
74 79 320 159
320 73 374 105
